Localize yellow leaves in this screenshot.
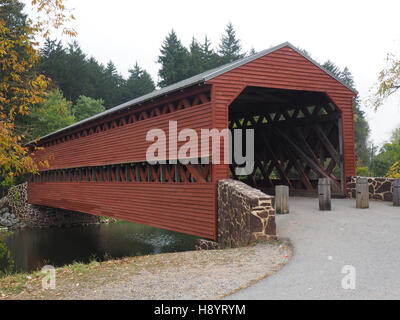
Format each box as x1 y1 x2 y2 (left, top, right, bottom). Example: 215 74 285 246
386 161 400 179
368 53 400 110
0 119 39 184
30 0 77 39
0 0 75 186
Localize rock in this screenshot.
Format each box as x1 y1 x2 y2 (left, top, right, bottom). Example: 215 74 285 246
0 218 13 227
10 213 15 219
0 207 8 214
0 197 7 209
3 212 10 219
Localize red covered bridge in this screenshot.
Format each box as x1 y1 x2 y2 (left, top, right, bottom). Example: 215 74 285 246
28 42 357 241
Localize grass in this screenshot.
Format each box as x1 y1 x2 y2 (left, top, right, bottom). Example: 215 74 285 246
0 250 186 299
0 240 291 300
276 208 290 214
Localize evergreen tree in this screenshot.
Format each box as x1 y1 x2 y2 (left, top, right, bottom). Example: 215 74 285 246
188 37 205 77
85 57 107 101
322 60 342 77
218 22 245 64
39 40 92 104
123 62 155 101
40 39 67 90
157 30 190 87
201 36 220 70
63 41 90 102
102 61 126 108
39 41 129 109
323 61 371 167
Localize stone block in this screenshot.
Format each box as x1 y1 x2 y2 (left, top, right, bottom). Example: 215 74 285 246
216 179 276 250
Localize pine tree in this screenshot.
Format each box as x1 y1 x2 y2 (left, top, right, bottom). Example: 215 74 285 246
103 61 126 108
218 22 245 64
322 60 342 78
63 41 90 102
157 30 190 87
124 62 155 101
85 57 107 101
201 35 219 70
323 61 371 167
188 37 205 77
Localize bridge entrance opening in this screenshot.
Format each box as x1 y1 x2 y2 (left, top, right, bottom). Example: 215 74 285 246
229 86 344 196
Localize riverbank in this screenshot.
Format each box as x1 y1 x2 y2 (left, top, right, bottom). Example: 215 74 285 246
0 240 291 300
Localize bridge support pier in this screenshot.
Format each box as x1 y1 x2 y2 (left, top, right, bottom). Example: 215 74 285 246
196 179 276 250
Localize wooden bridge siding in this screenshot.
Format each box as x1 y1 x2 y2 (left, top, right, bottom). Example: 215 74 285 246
30 95 218 240
208 45 356 182
28 182 217 239
35 102 213 170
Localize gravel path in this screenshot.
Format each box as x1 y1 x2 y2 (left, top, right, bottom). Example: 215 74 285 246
1 241 291 300
69 242 291 300
229 197 400 300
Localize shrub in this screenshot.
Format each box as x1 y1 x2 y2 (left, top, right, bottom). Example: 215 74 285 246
356 166 370 177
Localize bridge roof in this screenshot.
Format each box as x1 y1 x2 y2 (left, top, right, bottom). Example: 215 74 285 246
36 41 357 142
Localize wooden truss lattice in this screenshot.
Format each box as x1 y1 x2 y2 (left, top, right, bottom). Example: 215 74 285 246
230 102 343 193
31 162 212 184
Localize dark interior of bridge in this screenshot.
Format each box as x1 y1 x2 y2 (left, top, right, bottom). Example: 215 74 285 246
229 86 344 196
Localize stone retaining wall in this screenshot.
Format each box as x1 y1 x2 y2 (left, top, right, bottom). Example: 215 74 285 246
346 176 395 202
7 183 99 228
196 179 276 250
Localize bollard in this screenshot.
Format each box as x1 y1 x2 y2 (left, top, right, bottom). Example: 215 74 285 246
275 185 289 214
356 177 369 209
394 179 400 206
318 178 331 211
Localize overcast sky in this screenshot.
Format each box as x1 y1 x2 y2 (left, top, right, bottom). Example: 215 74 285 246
24 0 400 148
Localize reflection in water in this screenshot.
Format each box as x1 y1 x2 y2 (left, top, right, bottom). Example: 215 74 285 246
3 222 198 274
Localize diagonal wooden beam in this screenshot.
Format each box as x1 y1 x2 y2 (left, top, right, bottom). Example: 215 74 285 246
271 127 342 192
313 125 340 164
284 147 314 191
185 164 206 183
260 133 292 187
256 159 273 187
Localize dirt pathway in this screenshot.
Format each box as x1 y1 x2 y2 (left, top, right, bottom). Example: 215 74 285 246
1 241 291 300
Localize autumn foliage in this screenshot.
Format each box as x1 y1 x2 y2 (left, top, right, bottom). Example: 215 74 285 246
0 0 75 187
386 161 400 179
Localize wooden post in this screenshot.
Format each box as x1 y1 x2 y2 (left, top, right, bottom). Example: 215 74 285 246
356 177 369 209
394 179 400 206
275 185 289 214
318 178 331 211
